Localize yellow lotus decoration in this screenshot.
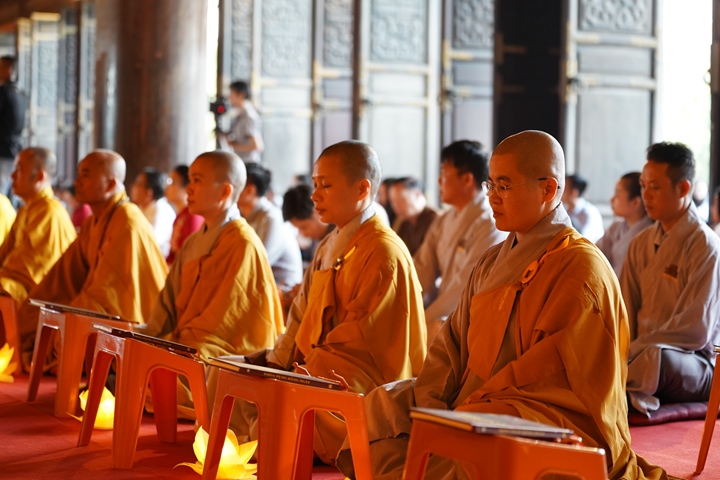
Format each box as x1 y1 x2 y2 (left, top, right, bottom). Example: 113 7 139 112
78 386 115 430
177 427 257 479
0 343 17 382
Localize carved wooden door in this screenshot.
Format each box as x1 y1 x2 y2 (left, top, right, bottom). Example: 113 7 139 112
441 0 494 150
57 7 78 183
219 0 314 195
77 1 96 162
311 0 354 162
711 0 720 192
561 0 659 204
27 13 61 153
353 0 441 193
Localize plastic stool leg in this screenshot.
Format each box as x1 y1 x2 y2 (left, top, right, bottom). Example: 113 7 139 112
78 350 114 446
54 327 88 417
27 324 56 402
696 363 720 474
186 365 211 431
202 393 237 480
111 356 149 469
149 368 178 443
292 410 315 480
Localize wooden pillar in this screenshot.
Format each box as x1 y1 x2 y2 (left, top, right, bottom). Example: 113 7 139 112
94 0 208 185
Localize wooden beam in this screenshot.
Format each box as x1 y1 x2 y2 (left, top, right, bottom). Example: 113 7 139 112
0 0 76 28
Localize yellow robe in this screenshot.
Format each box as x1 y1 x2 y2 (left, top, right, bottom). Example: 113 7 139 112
18 192 168 362
262 213 427 462
0 187 76 303
346 207 665 480
0 194 16 246
146 215 283 359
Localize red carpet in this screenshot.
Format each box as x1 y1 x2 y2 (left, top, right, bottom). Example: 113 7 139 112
4 373 720 479
0 374 345 479
631 420 720 479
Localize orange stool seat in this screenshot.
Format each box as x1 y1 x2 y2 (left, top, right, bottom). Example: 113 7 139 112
403 418 608 480
202 367 373 480
0 295 20 371
27 306 133 417
77 331 210 469
695 345 720 474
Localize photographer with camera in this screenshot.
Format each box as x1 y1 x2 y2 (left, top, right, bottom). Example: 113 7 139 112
215 80 264 163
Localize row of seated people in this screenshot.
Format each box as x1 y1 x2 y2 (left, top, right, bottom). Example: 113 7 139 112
0 131 718 478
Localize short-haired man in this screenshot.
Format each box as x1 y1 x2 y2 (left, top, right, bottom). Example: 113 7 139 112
220 140 427 464
338 131 666 480
0 148 76 304
413 140 506 343
16 150 168 367
622 142 720 415
562 173 605 242
0 56 27 206
237 162 303 288
219 80 263 162
282 182 334 265
389 176 437 256
146 151 283 361
130 167 176 258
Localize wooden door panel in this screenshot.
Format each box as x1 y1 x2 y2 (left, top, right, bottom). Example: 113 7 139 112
441 0 494 149
562 0 658 205
29 13 60 152
57 7 78 183
355 0 439 197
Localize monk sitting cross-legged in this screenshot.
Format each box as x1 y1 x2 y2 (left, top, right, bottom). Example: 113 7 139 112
336 131 667 480
145 150 284 361
212 140 427 465
16 149 168 369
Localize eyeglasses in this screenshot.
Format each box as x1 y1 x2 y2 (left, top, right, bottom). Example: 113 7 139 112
481 178 548 199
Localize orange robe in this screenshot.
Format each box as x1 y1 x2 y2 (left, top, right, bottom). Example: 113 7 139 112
0 187 76 304
346 207 666 480
17 192 168 363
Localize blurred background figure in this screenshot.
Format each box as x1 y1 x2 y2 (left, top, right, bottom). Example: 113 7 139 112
59 185 92 233
562 173 605 242
693 178 710 222
0 193 15 244
217 80 264 163
596 172 653 278
130 166 176 257
0 56 27 210
282 182 333 269
711 186 720 237
389 176 437 256
237 162 302 289
376 177 397 227
165 165 203 265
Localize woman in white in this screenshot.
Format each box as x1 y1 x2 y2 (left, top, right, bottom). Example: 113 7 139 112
596 171 653 277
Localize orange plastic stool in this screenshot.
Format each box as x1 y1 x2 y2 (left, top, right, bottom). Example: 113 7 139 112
26 306 133 417
77 331 210 469
0 295 20 371
696 346 720 474
202 367 373 480
402 419 608 480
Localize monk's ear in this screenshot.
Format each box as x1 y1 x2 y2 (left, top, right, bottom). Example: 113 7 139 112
542 177 560 202
357 178 371 200
220 182 233 202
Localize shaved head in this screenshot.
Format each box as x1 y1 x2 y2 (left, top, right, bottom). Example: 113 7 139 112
319 140 381 198
20 147 57 179
194 150 247 202
85 149 127 185
493 130 565 195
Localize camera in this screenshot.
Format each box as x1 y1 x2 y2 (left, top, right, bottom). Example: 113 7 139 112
209 96 230 116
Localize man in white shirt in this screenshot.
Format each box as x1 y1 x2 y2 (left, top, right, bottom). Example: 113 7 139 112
413 140 506 344
219 80 264 163
562 173 605 242
622 142 720 415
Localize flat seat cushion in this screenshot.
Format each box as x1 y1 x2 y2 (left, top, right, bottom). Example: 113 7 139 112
628 402 709 426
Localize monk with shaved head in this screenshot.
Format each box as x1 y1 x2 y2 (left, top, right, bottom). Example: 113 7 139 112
0 148 75 307
338 131 666 479
17 149 168 368
146 150 283 361
217 140 426 464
